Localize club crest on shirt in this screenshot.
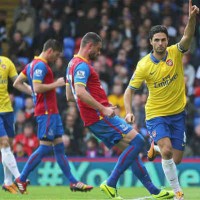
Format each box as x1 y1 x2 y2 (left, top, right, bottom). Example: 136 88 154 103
77 70 85 78
166 59 173 66
35 69 43 76
152 130 157 138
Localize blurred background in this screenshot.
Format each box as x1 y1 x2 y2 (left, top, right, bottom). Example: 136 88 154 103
1 0 200 159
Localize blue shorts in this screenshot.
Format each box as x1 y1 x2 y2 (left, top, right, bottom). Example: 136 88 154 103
0 112 15 138
36 114 64 141
88 115 132 148
146 111 186 151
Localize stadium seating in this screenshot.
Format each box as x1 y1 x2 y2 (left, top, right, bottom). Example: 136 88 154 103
63 37 75 60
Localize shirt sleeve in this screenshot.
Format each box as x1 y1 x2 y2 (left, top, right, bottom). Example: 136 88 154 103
74 62 90 86
21 65 28 77
32 62 47 83
8 59 18 78
128 63 146 90
177 43 188 53
66 66 70 85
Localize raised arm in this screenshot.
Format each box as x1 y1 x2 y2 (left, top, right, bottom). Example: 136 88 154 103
179 0 199 51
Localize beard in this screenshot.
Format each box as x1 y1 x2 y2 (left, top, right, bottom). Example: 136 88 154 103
155 47 166 55
88 52 98 60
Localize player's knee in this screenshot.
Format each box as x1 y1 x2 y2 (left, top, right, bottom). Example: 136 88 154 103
137 134 145 146
161 146 173 159
174 158 181 165
130 134 145 149
0 137 10 148
173 155 182 164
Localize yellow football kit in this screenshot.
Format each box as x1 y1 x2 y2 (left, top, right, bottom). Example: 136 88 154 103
0 56 18 113
128 44 186 120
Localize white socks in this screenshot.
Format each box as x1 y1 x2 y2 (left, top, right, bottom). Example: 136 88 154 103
3 164 13 185
154 145 161 153
162 158 181 193
1 147 20 184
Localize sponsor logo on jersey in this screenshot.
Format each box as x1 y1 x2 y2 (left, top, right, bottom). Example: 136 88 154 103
154 73 178 88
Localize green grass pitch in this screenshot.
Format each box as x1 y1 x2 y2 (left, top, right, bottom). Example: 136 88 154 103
0 186 199 200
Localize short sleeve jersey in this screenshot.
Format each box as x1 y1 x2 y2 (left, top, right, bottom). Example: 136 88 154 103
66 55 110 126
0 56 18 112
128 44 186 120
21 57 58 116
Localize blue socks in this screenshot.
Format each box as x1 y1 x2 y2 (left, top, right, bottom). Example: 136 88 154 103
20 145 52 182
131 156 160 195
20 143 77 184
107 134 144 188
53 143 77 183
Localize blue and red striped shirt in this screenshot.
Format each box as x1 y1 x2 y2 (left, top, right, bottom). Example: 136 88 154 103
22 57 58 116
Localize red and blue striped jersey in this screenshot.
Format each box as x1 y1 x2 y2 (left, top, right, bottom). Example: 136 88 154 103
22 57 58 116
66 55 109 126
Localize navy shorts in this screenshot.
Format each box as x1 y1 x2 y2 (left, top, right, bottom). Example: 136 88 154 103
0 112 14 138
88 115 132 148
146 111 186 151
36 114 64 141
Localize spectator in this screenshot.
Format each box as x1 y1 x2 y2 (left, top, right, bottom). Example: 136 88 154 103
14 142 28 158
32 21 51 55
62 134 74 156
38 1 53 25
132 94 146 132
8 30 31 61
0 10 7 54
15 8 35 39
4 0 200 158
13 123 39 156
62 4 76 37
183 53 195 96
64 112 84 156
13 0 36 23
162 15 177 45
189 124 200 156
85 137 103 158
15 110 26 134
98 13 112 32
82 7 99 34
75 8 85 37
23 97 34 122
49 19 64 43
108 83 126 117
108 28 123 58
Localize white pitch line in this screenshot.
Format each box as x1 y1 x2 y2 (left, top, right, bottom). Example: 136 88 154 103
131 197 152 200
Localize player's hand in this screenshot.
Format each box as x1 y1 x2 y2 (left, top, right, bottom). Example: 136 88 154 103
125 113 135 124
56 77 65 87
189 0 199 18
101 106 117 118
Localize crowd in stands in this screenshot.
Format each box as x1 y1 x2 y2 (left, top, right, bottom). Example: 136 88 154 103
1 0 200 158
